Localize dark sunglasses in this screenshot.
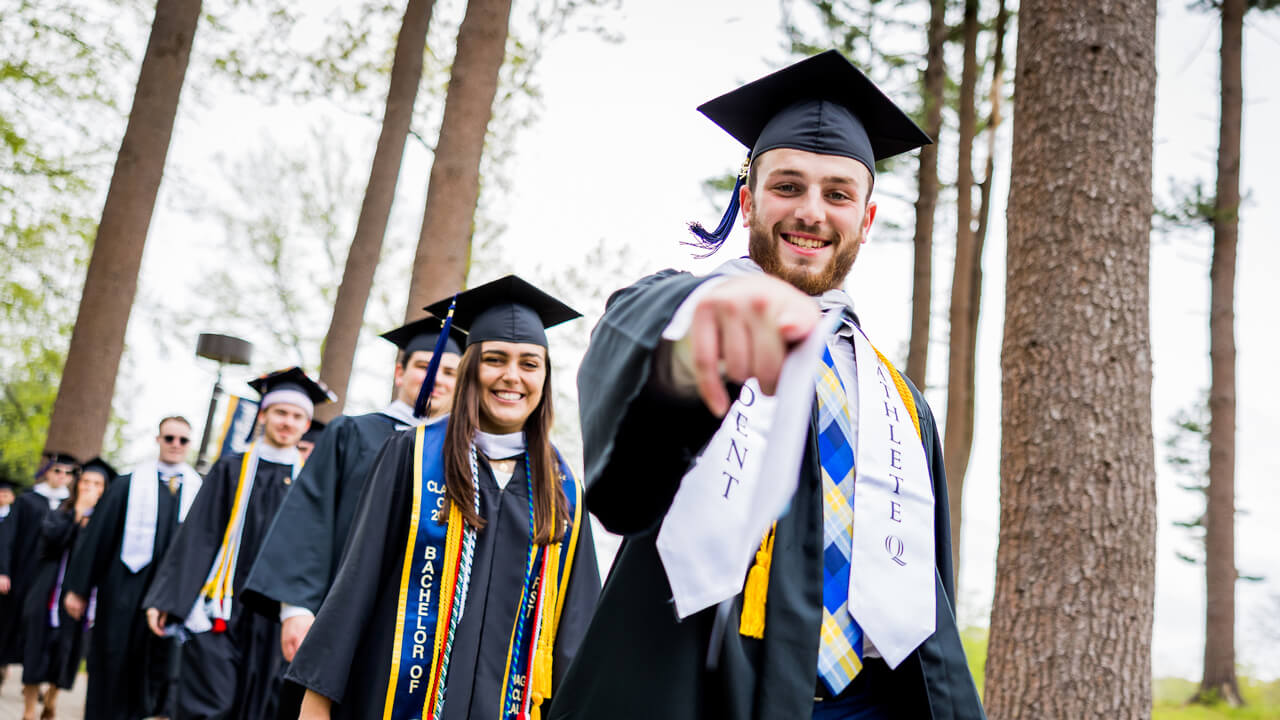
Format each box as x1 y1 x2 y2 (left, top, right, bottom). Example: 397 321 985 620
163 435 191 445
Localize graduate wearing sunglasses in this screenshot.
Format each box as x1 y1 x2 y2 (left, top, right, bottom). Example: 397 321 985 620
291 276 600 720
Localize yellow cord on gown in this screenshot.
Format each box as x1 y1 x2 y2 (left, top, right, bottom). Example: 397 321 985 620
738 344 922 638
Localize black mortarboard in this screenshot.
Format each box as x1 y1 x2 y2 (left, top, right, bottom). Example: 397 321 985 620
379 317 464 358
0 478 18 491
423 275 580 349
35 452 80 480
244 367 336 440
80 456 119 483
301 419 327 444
246 367 337 407
413 275 580 417
688 50 932 253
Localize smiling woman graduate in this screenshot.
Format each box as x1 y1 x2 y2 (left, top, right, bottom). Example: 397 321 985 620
290 275 600 720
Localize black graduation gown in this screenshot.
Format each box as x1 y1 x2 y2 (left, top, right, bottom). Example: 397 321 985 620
142 451 294 720
63 472 182 720
547 270 986 720
286 430 601 720
21 507 89 689
242 411 406 617
0 490 60 664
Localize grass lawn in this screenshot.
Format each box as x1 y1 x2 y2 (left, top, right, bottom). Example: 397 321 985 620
962 629 1280 718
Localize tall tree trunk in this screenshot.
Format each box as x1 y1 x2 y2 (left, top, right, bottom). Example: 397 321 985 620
942 0 981 588
985 0 1157 716
43 0 202 461
403 0 513 320
1196 0 1243 706
905 0 948 391
316 0 436 421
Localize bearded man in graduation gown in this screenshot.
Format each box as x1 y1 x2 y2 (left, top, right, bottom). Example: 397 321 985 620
0 453 78 678
240 321 462 719
142 368 335 720
62 417 203 720
548 51 985 720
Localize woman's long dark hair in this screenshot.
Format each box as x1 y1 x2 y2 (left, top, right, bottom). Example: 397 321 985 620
443 344 570 545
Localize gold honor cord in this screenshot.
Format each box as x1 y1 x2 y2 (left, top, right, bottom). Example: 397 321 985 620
382 427 426 720
201 444 256 604
739 342 923 639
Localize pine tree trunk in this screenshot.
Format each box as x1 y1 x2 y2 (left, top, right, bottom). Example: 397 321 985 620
943 0 981 587
43 0 202 460
906 0 948 391
1196 0 1243 706
985 0 1157 716
316 0 436 421
403 0 513 320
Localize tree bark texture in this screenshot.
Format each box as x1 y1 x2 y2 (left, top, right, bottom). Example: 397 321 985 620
943 0 982 586
905 0 948 392
403 0 513 321
316 0 436 422
1198 0 1243 705
43 0 202 461
986 0 1157 716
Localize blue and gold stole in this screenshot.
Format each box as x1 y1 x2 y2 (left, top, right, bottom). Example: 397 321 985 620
382 421 584 720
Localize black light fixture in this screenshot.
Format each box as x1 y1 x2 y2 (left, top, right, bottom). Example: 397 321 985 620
194 333 253 472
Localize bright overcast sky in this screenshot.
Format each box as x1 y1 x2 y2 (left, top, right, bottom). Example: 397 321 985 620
117 0 1279 680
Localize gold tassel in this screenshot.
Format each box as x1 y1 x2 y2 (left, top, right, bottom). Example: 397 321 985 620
738 524 776 639
532 542 560 701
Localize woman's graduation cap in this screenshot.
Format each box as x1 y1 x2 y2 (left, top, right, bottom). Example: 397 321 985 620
412 275 582 417
244 367 337 440
80 456 119 483
687 49 933 254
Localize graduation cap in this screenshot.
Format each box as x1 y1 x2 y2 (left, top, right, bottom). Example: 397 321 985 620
301 419 327 445
35 452 81 479
414 275 581 417
379 316 465 360
247 367 337 419
688 49 932 254
80 456 119 483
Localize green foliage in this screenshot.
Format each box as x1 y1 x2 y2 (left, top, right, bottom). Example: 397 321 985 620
0 0 146 474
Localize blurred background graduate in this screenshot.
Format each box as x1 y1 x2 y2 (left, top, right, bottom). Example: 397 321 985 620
0 453 79 685
142 367 334 720
18 456 113 720
289 275 600 720
242 319 463 720
63 416 203 720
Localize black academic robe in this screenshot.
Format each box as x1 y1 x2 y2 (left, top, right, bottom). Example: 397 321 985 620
63 472 182 720
547 270 986 720
21 506 89 689
142 451 294 720
286 430 601 720
242 411 408 617
0 490 60 664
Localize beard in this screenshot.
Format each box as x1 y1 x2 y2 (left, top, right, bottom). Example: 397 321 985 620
747 213 863 296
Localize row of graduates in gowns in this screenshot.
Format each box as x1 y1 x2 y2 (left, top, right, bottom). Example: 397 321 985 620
0 455 114 717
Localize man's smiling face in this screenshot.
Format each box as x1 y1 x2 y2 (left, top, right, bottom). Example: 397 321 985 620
742 147 876 295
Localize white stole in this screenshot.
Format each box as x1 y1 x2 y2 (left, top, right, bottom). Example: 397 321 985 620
120 460 202 573
846 324 936 667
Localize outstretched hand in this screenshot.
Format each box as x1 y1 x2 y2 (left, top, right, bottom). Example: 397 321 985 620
687 275 820 416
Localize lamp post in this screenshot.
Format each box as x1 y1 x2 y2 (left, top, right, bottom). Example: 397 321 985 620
194 333 253 472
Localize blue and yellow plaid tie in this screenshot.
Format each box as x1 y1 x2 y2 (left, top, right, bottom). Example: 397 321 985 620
816 345 864 695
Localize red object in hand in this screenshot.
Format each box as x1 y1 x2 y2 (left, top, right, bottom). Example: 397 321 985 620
212 618 228 633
